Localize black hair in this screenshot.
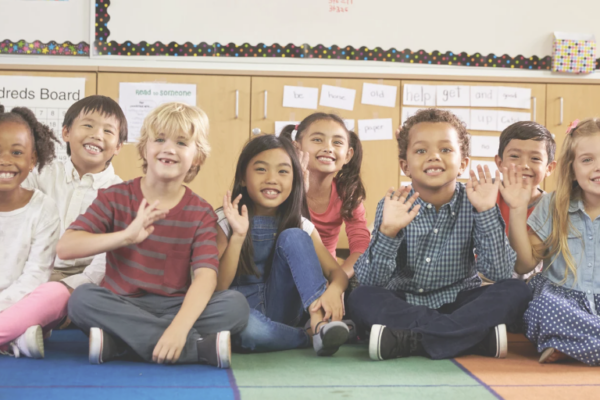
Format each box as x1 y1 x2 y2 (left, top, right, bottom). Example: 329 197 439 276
228 134 309 277
498 121 556 163
0 104 60 172
280 112 365 219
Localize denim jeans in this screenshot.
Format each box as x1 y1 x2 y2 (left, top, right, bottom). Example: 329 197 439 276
231 218 327 352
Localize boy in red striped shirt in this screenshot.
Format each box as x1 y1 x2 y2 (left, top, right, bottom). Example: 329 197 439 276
59 103 249 368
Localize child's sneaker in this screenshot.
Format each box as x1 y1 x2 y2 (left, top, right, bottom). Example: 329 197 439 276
474 324 507 358
369 324 424 361
313 321 349 356
14 325 44 359
89 327 127 364
197 331 231 369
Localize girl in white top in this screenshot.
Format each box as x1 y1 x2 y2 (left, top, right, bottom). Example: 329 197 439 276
0 105 60 358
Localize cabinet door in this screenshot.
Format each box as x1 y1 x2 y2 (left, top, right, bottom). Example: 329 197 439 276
97 73 251 209
251 77 401 249
400 81 546 186
545 84 600 192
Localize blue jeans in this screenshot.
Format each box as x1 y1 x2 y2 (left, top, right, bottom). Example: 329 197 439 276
232 227 327 352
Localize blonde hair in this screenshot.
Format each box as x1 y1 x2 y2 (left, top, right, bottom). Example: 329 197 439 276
538 118 600 284
137 102 210 183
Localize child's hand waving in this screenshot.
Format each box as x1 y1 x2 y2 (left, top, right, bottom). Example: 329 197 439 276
466 165 500 213
379 186 421 238
123 199 168 245
499 164 532 210
223 191 249 238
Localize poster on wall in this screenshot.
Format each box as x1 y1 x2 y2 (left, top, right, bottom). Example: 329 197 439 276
0 75 86 162
119 82 197 142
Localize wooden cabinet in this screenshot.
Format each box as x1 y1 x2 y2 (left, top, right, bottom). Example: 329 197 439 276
97 73 251 209
250 77 401 248
545 84 600 192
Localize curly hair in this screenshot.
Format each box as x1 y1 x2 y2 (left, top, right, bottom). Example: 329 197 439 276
0 105 60 172
397 108 470 160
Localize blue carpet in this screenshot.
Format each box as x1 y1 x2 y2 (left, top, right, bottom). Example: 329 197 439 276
0 330 238 400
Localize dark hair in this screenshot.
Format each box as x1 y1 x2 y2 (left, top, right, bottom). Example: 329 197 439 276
0 104 60 172
63 95 128 156
397 108 470 160
498 121 556 163
229 134 309 277
280 113 365 219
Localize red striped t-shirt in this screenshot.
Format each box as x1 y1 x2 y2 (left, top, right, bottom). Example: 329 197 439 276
69 177 218 297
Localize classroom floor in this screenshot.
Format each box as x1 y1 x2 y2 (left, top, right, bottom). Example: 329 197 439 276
0 330 597 400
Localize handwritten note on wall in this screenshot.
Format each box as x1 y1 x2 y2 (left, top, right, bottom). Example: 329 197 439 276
357 118 393 141
283 86 319 109
470 86 498 107
319 85 356 110
471 136 500 158
497 111 531 131
403 84 436 106
470 110 498 131
361 83 397 108
498 87 531 109
436 86 470 107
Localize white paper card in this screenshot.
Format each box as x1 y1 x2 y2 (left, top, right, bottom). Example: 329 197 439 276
361 83 398 108
439 108 471 129
401 107 422 124
497 111 531 131
274 121 300 137
343 119 355 131
282 86 319 110
470 160 499 177
470 86 498 108
357 118 393 141
470 136 500 158
497 87 531 109
319 85 356 111
119 82 196 142
0 75 86 162
436 85 470 107
403 84 436 106
470 110 498 131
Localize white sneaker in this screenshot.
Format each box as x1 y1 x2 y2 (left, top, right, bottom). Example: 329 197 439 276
13 325 45 359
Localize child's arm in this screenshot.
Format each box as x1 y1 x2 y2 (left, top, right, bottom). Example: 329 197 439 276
353 187 420 287
152 268 217 364
61 253 107 292
499 165 545 274
341 202 371 278
57 199 168 260
215 192 248 291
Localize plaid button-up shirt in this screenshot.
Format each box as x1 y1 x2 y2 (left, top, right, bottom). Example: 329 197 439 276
355 183 516 309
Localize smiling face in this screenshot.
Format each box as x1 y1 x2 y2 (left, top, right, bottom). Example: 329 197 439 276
243 148 294 216
63 110 122 175
400 122 468 193
572 134 600 202
0 121 36 193
495 139 555 189
297 119 353 175
144 131 199 184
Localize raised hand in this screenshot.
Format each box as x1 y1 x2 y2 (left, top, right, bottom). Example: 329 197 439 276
379 186 421 238
223 191 249 238
498 164 532 210
298 150 310 193
123 199 168 245
466 165 500 213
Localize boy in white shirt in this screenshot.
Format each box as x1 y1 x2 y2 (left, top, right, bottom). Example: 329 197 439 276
0 96 127 358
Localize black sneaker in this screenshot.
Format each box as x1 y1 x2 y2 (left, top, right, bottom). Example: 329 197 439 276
197 331 231 368
89 327 127 364
369 324 424 361
475 324 507 358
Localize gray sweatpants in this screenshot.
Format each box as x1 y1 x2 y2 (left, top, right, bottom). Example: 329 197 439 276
68 284 249 363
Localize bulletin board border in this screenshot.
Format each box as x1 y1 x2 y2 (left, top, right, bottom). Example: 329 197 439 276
95 0 600 71
0 40 89 56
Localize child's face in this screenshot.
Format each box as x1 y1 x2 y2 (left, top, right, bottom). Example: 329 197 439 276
0 121 36 193
495 139 555 189
400 122 468 191
63 111 122 174
572 135 600 200
144 131 199 183
243 148 293 216
298 120 353 175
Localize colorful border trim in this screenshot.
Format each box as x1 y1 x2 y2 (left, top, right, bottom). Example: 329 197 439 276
0 40 89 56
95 0 600 70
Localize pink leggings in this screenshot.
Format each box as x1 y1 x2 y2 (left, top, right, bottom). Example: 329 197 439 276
0 282 70 346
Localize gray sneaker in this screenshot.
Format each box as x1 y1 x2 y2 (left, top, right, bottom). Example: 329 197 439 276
89 327 127 364
313 321 349 356
197 331 231 368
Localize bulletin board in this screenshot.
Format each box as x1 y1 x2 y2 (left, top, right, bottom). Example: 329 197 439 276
94 0 600 70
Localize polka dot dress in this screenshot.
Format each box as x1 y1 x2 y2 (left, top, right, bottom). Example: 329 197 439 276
524 274 600 366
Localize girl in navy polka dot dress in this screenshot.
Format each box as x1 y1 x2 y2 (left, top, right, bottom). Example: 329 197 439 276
499 118 600 365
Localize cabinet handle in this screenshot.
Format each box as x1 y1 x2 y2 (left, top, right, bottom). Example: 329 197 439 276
264 91 268 120
252 128 262 135
559 97 564 125
235 90 239 119
531 97 537 121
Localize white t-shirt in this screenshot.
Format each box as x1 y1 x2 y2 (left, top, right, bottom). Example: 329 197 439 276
23 159 122 288
215 208 315 237
0 189 60 311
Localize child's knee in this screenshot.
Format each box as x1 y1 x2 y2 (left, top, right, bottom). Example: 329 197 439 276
277 228 310 247
67 284 100 318
218 290 250 334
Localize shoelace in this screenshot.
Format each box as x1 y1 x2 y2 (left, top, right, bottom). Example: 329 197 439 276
0 343 21 358
388 330 421 358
